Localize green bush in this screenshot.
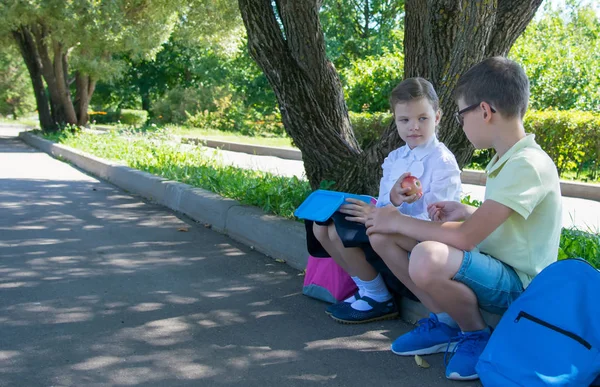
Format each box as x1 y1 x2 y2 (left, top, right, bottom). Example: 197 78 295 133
119 109 148 127
524 110 600 178
89 110 120 124
510 5 600 112
151 87 205 124
349 111 392 148
466 110 600 180
340 52 404 113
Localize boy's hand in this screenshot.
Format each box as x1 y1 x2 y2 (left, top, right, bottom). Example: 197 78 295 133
427 201 468 222
339 198 375 224
390 172 422 206
365 205 402 235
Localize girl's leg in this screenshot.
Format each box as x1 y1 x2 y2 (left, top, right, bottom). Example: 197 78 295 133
312 222 378 280
313 223 394 318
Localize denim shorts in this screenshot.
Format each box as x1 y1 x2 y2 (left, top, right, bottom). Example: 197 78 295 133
452 248 524 315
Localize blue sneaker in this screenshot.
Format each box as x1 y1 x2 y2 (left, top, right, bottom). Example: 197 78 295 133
330 296 398 324
445 328 491 381
391 313 460 356
325 291 361 315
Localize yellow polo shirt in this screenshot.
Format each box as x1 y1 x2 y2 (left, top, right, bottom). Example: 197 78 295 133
477 134 562 288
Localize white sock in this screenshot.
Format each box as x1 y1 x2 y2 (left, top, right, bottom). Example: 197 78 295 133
343 276 365 303
435 312 459 328
350 274 391 311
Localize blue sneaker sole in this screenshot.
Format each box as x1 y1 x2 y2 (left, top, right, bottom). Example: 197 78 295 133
391 341 458 356
446 371 479 381
330 310 399 324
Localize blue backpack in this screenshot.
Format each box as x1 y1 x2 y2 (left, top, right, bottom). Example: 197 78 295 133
476 259 600 386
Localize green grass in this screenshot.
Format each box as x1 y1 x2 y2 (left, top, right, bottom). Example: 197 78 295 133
91 123 296 149
40 128 600 269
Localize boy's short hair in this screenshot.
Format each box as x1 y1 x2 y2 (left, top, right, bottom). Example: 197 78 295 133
454 56 530 119
390 77 440 113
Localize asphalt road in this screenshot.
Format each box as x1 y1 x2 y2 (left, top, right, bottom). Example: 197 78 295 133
0 125 474 386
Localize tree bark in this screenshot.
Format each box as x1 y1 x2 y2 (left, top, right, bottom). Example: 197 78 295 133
52 40 78 125
238 0 543 193
239 0 394 194
403 0 544 167
75 72 96 126
12 27 56 131
30 23 78 127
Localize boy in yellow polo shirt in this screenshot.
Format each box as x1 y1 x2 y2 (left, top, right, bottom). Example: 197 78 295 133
363 57 562 381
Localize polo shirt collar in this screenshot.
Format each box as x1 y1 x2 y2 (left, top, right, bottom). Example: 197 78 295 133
486 134 536 177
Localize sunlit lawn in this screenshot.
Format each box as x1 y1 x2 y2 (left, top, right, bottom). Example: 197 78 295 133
90 123 296 149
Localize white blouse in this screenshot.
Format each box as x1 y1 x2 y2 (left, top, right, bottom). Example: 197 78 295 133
376 136 462 220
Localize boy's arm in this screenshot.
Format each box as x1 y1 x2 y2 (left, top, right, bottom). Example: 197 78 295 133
365 199 513 251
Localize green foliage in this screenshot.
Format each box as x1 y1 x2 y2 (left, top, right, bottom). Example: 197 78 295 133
119 109 148 127
524 110 600 178
89 110 120 125
185 103 284 138
0 43 35 119
559 228 600 268
510 5 600 112
460 195 483 208
341 52 404 113
320 0 405 68
466 110 600 181
348 111 392 148
151 87 207 124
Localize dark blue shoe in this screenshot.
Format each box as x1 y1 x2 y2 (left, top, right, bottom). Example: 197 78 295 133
330 296 398 324
445 328 491 381
325 291 361 315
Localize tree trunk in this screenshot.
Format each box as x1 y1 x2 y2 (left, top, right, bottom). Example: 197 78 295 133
239 0 398 194
12 27 56 131
52 40 78 125
238 0 543 193
31 24 78 127
141 87 151 112
75 72 96 126
403 0 543 167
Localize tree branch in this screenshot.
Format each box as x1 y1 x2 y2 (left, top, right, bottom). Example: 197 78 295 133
486 0 544 56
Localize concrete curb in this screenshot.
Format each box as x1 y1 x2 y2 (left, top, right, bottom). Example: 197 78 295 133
19 131 502 326
181 137 303 160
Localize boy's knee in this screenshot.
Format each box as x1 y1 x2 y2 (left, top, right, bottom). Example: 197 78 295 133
409 241 449 287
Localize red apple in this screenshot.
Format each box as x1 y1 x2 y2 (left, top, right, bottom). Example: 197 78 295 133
401 175 422 197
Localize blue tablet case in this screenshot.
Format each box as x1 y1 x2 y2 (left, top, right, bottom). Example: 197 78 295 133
294 189 374 222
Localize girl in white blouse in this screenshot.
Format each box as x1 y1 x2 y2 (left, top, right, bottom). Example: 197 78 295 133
313 77 461 324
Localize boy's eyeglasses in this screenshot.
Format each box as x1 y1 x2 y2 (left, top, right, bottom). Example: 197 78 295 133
454 103 496 126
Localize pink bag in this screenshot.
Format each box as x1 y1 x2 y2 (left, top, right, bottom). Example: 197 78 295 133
302 255 357 303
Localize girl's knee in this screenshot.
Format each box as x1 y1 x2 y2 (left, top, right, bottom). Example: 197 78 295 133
368 233 389 254
312 223 329 243
326 223 340 241
409 241 448 287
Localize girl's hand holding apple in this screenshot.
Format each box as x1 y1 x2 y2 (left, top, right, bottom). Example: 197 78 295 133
390 173 423 206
